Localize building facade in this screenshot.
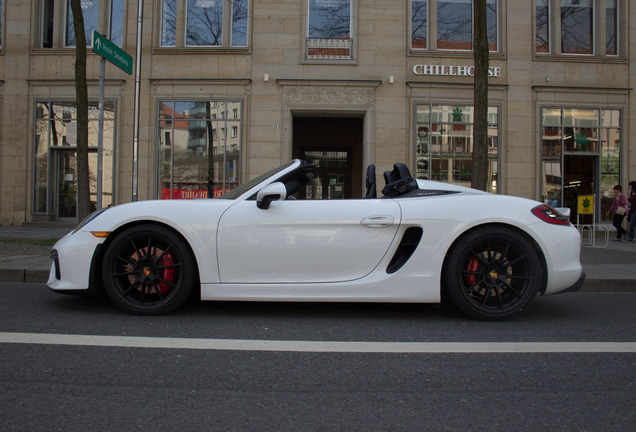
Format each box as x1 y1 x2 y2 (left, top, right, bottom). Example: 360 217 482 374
0 0 634 225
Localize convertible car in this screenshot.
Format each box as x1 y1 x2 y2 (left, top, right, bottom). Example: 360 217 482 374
48 160 584 320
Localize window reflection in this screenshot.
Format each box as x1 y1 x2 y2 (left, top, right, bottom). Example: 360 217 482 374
561 0 593 54
159 100 242 199
307 0 352 58
536 0 550 53
413 0 498 51
411 0 427 49
415 104 499 193
66 0 100 47
186 0 223 46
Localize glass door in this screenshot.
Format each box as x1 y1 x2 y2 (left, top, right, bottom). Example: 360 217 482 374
563 155 597 223
54 149 99 220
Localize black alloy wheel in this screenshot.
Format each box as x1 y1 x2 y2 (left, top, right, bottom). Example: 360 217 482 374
444 227 543 320
102 224 197 315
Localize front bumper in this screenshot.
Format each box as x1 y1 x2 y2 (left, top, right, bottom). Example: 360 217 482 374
47 230 104 292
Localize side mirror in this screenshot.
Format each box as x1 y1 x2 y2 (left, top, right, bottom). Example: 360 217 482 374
256 182 287 209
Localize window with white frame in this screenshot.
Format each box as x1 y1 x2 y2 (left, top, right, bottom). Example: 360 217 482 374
160 0 249 48
306 0 353 60
411 0 498 52
535 0 621 56
39 0 125 48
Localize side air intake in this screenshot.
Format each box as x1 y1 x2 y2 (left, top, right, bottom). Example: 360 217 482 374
386 227 423 274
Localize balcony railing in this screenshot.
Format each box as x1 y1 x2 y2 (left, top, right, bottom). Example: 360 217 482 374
306 38 352 60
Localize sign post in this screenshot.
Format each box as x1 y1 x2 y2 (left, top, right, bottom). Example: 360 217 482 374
92 31 133 209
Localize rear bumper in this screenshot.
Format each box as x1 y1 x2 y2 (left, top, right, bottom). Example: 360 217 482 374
551 271 586 295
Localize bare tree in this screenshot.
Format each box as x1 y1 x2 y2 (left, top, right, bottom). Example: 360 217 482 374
70 0 91 220
472 0 489 191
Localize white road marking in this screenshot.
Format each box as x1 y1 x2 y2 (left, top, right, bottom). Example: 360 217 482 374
1 332 636 353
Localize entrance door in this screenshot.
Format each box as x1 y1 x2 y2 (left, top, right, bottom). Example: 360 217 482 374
54 150 98 220
293 116 363 198
563 155 596 222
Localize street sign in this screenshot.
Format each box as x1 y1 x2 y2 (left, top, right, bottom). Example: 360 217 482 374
92 31 133 75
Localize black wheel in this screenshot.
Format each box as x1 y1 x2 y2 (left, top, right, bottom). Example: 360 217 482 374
102 224 197 315
444 227 543 320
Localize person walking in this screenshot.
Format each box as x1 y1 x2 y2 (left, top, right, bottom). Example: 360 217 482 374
606 184 628 241
624 181 636 242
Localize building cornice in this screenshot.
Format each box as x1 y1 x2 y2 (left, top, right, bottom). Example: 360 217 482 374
276 79 382 87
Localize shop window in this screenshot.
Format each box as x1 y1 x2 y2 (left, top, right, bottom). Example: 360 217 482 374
160 0 249 48
33 101 115 215
158 100 242 199
411 0 498 52
539 107 622 208
305 0 353 60
415 104 499 193
535 0 621 56
39 0 125 48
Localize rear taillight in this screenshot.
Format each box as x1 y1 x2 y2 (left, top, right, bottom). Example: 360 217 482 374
531 204 571 226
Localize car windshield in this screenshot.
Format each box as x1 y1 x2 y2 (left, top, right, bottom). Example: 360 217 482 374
216 161 296 200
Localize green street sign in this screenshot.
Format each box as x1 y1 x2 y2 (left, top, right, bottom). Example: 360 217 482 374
92 31 133 75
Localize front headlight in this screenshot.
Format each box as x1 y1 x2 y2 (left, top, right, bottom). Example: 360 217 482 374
72 208 109 233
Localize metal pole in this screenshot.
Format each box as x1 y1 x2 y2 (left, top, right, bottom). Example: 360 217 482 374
97 56 105 209
132 0 144 201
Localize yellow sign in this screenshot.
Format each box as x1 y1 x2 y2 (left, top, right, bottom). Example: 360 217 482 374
578 195 594 214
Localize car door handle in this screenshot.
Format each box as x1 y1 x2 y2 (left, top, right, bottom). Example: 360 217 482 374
361 216 395 228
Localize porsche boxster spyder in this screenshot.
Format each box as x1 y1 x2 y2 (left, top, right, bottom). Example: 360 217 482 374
48 160 584 320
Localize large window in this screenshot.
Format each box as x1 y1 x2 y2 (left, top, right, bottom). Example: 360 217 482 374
40 0 125 48
33 101 115 216
306 0 353 60
411 0 498 52
540 107 621 209
536 0 621 56
415 104 499 193
160 0 249 48
158 100 242 199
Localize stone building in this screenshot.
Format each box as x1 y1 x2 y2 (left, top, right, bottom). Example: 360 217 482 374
0 0 634 225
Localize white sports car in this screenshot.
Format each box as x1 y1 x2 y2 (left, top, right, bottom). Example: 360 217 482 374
48 160 584 320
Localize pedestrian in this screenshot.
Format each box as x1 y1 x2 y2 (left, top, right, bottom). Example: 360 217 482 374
624 181 636 242
606 184 628 241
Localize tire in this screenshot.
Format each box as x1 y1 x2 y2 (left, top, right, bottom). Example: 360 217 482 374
444 227 542 321
102 224 197 315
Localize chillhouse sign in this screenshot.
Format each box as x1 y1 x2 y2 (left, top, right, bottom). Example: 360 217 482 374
413 64 502 78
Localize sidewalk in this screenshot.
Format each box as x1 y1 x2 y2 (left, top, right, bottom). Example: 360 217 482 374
1 224 635 291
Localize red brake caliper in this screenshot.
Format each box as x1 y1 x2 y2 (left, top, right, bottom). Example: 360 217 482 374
158 252 175 294
464 257 479 286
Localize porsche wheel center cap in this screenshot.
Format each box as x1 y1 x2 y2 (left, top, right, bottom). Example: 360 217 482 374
142 267 151 276
489 270 498 279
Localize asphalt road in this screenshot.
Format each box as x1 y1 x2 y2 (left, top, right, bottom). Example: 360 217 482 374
1 282 635 431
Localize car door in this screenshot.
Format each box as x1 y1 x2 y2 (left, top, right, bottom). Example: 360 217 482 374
217 199 401 283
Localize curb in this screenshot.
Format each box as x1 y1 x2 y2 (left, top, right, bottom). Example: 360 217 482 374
0 269 50 284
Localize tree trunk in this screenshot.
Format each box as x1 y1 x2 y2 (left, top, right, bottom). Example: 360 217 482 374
472 0 489 191
70 0 92 220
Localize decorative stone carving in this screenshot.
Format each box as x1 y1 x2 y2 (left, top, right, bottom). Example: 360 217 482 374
283 87 375 104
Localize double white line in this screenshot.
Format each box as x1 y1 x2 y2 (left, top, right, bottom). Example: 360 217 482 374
2 332 636 353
